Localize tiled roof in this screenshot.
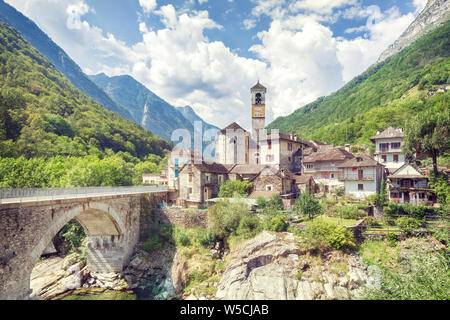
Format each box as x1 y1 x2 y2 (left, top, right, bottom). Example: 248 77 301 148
370 127 405 141
338 154 383 168
261 132 310 145
303 146 354 163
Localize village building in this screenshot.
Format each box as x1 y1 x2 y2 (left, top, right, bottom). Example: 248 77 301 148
293 175 318 195
338 154 385 199
176 162 233 207
142 170 168 186
370 127 406 173
387 163 437 205
302 145 354 193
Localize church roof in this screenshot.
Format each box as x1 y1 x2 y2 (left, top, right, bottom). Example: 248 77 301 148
219 122 248 134
251 81 267 91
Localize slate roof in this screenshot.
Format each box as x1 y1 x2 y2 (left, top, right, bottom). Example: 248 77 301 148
219 122 248 134
251 80 267 91
303 146 354 163
370 127 405 142
293 175 314 184
338 154 384 168
229 164 267 175
179 162 234 174
387 163 427 179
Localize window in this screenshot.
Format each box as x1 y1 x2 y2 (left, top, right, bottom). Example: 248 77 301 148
358 184 364 191
380 143 389 152
419 193 425 199
174 158 179 167
391 142 401 149
188 187 193 194
288 157 291 162
266 185 273 191
189 174 193 182
331 173 335 179
306 164 314 169
358 169 363 180
381 155 387 163
393 154 399 163
288 143 292 151
268 140 272 150
175 169 179 178
266 154 274 162
205 174 210 182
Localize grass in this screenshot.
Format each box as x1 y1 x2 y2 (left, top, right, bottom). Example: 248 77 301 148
305 215 358 227
357 239 399 268
55 288 137 300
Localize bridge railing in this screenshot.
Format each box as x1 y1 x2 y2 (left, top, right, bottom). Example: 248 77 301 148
0 186 168 202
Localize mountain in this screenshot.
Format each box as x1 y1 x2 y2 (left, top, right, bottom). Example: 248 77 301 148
378 0 450 62
89 73 219 143
267 19 450 147
0 0 134 121
0 20 170 159
176 105 220 134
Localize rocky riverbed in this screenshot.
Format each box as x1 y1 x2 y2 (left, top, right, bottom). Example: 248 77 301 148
31 231 383 300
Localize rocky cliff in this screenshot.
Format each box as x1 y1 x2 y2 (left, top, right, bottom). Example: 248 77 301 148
215 231 380 300
378 0 450 62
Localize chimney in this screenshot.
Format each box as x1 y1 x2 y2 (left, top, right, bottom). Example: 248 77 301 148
376 131 380 135
345 144 350 152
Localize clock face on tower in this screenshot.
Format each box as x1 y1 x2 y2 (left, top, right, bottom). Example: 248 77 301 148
252 106 265 118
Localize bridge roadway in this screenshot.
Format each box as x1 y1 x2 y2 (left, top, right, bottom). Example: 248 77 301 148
0 186 169 299
0 186 169 205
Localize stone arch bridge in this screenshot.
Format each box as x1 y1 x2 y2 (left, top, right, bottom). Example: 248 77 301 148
0 186 168 300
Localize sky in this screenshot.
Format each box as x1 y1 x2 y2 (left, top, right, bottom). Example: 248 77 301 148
5 0 428 130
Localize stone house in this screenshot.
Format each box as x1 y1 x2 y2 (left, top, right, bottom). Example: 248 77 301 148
302 145 354 193
249 167 298 209
370 127 406 174
338 154 385 199
387 163 437 205
142 173 168 186
293 175 318 195
177 162 233 207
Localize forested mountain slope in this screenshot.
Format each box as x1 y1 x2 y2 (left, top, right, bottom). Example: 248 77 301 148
0 20 170 160
267 21 450 147
0 0 134 121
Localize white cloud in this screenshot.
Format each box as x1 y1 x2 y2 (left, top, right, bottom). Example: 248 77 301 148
139 0 157 14
4 0 422 130
243 18 257 30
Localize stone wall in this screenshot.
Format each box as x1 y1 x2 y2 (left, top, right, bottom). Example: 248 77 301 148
154 207 208 229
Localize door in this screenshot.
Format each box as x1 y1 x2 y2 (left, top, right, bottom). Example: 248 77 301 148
404 192 410 203
358 169 363 180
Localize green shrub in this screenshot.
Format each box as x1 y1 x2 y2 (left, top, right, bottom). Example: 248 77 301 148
218 180 253 197
266 215 289 232
208 199 249 240
334 187 345 197
265 193 284 211
302 218 355 251
332 204 366 219
365 216 380 227
386 233 399 247
396 217 423 236
295 192 324 219
256 196 267 208
431 223 450 247
175 229 191 247
143 235 164 251
237 215 262 239
384 202 440 219
197 228 217 248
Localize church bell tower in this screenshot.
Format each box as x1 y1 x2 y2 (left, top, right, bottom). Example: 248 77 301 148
251 80 266 132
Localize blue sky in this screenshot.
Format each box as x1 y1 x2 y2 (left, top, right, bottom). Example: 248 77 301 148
6 0 427 129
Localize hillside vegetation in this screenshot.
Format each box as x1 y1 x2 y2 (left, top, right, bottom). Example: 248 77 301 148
267 21 450 147
0 21 171 187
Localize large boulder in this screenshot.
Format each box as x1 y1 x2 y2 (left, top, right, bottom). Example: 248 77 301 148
215 231 379 300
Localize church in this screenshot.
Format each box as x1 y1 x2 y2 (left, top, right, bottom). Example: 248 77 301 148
171 81 312 208
215 81 309 171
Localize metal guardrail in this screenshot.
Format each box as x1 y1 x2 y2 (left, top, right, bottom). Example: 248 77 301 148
0 186 168 203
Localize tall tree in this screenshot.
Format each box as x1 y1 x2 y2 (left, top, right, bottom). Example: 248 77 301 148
404 107 449 176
